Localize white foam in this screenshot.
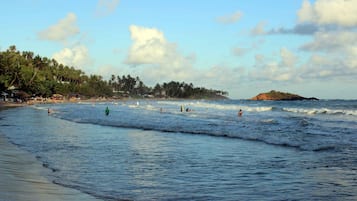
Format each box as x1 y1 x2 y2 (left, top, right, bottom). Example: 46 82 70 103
283 107 357 116
158 101 272 113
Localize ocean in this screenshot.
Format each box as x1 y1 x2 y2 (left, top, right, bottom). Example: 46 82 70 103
1 99 356 200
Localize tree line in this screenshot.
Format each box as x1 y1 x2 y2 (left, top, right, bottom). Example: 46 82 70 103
0 45 228 100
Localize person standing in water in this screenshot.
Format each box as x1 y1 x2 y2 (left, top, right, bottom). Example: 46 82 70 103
238 109 243 117
105 106 110 116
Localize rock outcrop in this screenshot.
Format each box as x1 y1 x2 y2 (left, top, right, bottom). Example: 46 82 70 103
251 90 318 101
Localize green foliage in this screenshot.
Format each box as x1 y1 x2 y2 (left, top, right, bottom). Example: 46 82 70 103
1 45 228 100
156 81 227 99
0 45 113 99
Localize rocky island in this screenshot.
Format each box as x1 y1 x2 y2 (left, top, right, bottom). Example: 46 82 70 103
251 90 318 101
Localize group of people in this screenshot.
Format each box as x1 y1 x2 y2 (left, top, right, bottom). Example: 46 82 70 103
103 105 243 117
181 105 243 117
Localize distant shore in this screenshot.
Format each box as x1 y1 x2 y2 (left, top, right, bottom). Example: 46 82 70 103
1 96 227 109
0 102 26 111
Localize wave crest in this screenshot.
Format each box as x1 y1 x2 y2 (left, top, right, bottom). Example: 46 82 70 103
282 107 357 116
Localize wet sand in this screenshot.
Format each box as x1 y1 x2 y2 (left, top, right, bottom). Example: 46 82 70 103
0 134 100 201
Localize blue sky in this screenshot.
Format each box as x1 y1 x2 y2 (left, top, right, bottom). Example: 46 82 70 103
1 0 357 99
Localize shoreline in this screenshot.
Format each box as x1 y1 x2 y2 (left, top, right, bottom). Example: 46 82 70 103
0 102 26 109
0 133 100 201
1 95 229 108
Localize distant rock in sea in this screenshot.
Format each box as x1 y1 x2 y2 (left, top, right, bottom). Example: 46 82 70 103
251 90 319 101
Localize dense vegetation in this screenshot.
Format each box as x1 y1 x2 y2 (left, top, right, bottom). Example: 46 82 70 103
0 45 228 100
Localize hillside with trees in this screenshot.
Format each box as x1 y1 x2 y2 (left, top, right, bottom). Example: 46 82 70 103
0 45 228 101
251 90 318 101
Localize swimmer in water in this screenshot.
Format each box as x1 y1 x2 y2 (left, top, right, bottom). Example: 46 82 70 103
238 109 243 117
105 106 110 116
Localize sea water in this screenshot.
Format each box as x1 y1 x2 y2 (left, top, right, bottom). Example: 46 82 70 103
0 99 356 200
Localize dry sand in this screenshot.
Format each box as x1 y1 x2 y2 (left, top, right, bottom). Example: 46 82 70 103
0 134 100 201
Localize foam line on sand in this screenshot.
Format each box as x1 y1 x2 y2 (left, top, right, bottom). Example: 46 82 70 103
0 134 100 201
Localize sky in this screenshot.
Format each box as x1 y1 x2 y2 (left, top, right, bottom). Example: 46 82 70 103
1 0 357 99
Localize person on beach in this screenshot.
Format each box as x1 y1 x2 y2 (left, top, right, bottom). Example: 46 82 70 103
180 105 184 112
48 108 51 115
105 106 110 116
238 109 243 117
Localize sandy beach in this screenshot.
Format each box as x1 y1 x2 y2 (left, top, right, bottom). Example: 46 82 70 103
0 133 100 201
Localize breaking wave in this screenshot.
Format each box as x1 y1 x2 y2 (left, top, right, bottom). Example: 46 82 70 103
282 107 357 116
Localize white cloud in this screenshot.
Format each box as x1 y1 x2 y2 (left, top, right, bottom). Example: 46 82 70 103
300 54 343 79
232 47 248 57
251 21 267 36
259 0 357 83
345 46 357 70
250 62 295 82
301 54 357 81
247 30 357 84
95 0 120 17
248 48 300 82
300 30 357 79
53 45 93 70
38 13 79 42
202 65 245 87
255 54 265 64
217 11 242 24
247 41 357 84
97 64 127 79
298 0 357 27
126 25 169 65
126 25 196 83
124 25 247 94
301 31 357 52
280 48 298 67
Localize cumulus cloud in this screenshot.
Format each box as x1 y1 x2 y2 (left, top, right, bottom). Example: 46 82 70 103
95 0 120 17
247 0 357 85
251 21 267 36
299 53 356 82
217 11 242 24
126 25 196 83
125 25 246 92
126 25 169 65
280 48 298 67
198 65 246 90
298 0 357 27
298 30 357 80
300 31 357 52
250 63 289 82
268 0 357 36
52 45 93 70
38 13 79 42
249 48 299 82
247 30 357 84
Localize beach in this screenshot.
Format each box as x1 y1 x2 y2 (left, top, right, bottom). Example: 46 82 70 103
0 103 99 201
0 100 356 200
